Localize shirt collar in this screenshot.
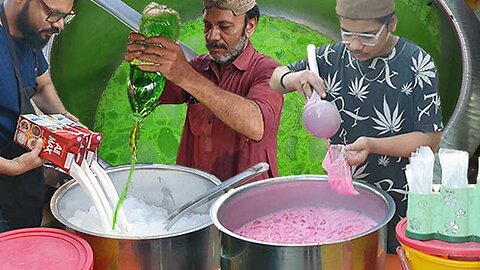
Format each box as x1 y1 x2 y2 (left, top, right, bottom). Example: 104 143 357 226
204 41 255 72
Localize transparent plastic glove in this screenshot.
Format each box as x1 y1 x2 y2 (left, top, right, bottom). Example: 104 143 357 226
417 146 435 188
323 145 358 195
408 146 434 194
405 164 414 191
439 148 468 188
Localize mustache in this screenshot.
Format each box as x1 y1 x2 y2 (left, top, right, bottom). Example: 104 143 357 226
40 28 60 35
206 42 227 50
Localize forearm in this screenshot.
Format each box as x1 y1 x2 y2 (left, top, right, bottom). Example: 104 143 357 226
270 66 295 94
32 82 67 114
0 157 15 176
0 157 24 176
179 72 265 141
369 131 441 157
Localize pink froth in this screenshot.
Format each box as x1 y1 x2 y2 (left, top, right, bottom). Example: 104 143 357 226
234 207 377 244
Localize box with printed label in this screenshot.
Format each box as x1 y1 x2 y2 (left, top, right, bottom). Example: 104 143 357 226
14 114 84 172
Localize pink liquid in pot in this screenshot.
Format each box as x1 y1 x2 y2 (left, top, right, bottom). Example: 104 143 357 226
234 207 377 244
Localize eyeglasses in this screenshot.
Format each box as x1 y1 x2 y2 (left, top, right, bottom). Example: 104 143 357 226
341 24 386 47
36 0 76 24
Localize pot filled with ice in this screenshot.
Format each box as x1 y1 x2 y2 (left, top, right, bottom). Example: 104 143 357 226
50 164 222 270
210 175 395 270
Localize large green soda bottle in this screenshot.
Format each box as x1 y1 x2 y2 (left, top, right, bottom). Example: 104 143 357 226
128 2 181 159
113 2 181 229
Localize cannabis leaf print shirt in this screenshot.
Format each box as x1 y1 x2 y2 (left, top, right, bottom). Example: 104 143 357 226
287 38 443 195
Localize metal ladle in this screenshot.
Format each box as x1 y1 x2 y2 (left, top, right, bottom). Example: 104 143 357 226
164 162 270 230
302 44 341 138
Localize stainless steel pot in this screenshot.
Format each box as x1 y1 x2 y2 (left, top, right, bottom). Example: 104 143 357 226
210 175 395 270
50 164 222 270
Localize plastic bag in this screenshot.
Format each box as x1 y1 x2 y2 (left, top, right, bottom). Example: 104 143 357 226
323 145 358 195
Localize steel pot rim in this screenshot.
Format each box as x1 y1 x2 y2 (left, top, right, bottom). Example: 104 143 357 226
50 163 221 240
210 174 396 247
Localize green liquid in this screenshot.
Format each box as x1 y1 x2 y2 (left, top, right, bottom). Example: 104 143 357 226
95 16 334 178
112 118 141 229
128 66 167 120
111 5 181 229
112 158 136 228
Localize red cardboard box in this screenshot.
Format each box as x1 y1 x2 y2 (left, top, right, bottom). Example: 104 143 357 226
50 114 104 165
14 114 84 172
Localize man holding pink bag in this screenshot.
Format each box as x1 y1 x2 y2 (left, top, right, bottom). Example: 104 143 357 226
270 0 443 253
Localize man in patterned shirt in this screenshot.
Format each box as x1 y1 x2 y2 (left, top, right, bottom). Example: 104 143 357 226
269 0 443 253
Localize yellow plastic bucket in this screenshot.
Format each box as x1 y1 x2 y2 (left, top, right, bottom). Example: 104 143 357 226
401 243 480 270
396 219 480 270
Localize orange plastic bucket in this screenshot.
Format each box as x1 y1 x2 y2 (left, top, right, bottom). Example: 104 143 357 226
396 218 480 270
0 228 94 270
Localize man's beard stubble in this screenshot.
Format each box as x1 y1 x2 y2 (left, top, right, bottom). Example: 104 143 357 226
17 1 60 50
206 34 247 65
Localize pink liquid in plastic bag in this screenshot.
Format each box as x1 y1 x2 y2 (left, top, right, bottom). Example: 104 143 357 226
234 207 377 244
323 145 358 195
302 97 341 138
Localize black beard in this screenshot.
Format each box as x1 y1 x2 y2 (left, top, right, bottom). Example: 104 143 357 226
17 2 59 50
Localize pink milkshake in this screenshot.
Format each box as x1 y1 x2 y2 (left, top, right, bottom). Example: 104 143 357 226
234 207 377 244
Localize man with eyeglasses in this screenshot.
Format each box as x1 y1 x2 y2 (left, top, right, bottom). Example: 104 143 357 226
0 0 77 232
270 0 443 253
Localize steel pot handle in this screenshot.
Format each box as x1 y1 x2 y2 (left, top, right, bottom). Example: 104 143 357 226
164 162 270 230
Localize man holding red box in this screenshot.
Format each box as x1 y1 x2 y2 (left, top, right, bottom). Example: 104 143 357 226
0 0 78 232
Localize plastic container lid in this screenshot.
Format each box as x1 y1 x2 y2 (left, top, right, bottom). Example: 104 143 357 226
396 218 480 258
0 227 93 270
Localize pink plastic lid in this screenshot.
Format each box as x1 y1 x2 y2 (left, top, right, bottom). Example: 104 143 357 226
0 228 94 270
396 218 480 258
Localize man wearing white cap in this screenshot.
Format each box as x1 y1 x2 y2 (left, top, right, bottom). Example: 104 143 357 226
125 0 283 182
270 0 443 253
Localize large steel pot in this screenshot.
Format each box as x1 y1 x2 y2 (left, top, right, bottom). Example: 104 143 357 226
50 164 222 270
210 175 395 270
